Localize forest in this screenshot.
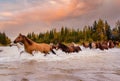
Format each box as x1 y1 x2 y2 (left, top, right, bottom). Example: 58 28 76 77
0 32 11 46
0 19 120 45
27 19 120 44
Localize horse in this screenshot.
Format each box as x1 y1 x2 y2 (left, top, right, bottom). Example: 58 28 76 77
56 42 81 53
56 43 71 53
83 42 89 48
98 41 109 50
70 42 82 52
96 41 100 49
89 42 96 49
108 40 115 48
50 43 57 49
114 41 119 47
71 45 81 52
9 42 25 55
13 34 56 56
10 42 23 49
113 41 119 46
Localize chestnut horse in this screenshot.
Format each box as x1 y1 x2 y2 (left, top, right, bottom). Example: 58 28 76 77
14 34 56 56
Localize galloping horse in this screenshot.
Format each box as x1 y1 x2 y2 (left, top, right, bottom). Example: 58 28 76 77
98 41 108 50
56 43 81 53
108 40 115 48
10 42 24 55
14 34 56 56
83 42 89 48
56 43 71 53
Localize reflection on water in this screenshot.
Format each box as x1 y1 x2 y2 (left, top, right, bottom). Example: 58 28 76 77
0 46 120 81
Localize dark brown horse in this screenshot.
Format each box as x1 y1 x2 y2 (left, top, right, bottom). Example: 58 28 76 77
108 40 115 48
56 43 72 53
114 41 120 47
98 41 109 50
56 43 81 53
14 34 56 56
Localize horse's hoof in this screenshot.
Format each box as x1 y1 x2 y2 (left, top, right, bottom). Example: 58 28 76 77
31 54 34 56
0 50 3 52
44 54 47 56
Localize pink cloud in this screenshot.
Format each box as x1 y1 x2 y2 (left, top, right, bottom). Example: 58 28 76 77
1 0 111 38
1 0 102 25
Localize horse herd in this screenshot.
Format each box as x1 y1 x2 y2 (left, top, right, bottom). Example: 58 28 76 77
83 40 119 50
9 34 119 56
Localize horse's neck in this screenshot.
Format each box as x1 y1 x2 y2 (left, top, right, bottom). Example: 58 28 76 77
23 37 34 48
61 44 68 49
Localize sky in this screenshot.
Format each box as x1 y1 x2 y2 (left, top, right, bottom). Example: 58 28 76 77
0 0 120 39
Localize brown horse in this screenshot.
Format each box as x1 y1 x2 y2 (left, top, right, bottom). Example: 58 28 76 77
14 34 56 56
69 42 82 52
114 41 120 47
56 43 72 53
83 42 89 48
56 43 81 53
89 42 96 49
98 41 109 50
108 40 115 48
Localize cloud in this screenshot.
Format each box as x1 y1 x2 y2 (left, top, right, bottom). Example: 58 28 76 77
0 12 13 18
0 0 103 38
0 0 120 38
0 0 103 24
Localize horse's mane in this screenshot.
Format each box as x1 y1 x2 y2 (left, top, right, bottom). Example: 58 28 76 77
59 43 68 49
23 35 33 45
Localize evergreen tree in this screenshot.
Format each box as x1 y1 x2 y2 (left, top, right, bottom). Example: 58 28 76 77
0 32 11 45
25 19 120 44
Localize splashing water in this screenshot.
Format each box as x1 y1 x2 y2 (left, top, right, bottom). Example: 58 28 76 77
0 46 120 81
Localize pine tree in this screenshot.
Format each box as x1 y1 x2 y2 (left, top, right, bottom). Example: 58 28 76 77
0 32 11 45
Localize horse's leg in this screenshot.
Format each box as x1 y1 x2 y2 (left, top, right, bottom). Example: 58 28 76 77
20 51 25 56
50 49 56 55
44 54 47 56
31 53 34 56
32 51 38 55
44 53 49 56
0 50 3 52
29 51 34 56
43 51 48 56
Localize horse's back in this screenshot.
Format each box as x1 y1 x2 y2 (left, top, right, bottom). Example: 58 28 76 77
39 43 51 47
36 43 51 51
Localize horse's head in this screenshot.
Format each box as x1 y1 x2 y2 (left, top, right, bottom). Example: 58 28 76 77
56 43 68 50
55 43 63 50
14 33 24 43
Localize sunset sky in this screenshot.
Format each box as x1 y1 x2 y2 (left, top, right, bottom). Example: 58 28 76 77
0 0 120 39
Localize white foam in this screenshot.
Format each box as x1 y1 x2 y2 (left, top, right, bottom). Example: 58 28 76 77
0 46 120 63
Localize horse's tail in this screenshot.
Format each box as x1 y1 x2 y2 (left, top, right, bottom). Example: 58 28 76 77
51 49 56 55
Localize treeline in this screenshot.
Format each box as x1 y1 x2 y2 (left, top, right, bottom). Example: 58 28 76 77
1 19 119 45
27 19 120 44
0 32 11 46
